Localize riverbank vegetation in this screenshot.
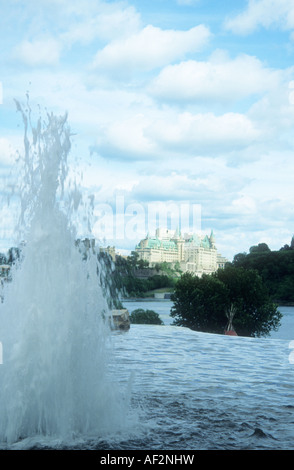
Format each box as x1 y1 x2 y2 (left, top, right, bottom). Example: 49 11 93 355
111 239 294 305
170 266 282 337
1 237 292 336
231 239 294 304
111 251 178 298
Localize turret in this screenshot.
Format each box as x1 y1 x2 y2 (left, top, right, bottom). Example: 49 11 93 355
210 230 215 248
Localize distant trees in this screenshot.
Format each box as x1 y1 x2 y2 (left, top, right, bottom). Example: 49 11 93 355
232 238 294 303
249 243 271 254
154 261 182 276
0 247 21 265
280 236 294 251
112 254 177 298
0 253 7 265
127 251 149 269
170 266 282 337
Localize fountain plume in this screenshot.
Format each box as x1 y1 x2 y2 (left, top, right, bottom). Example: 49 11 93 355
0 100 127 446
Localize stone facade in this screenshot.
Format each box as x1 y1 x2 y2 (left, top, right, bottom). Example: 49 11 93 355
135 228 227 276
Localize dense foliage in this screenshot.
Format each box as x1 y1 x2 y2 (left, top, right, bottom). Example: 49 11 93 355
112 252 177 297
232 241 294 303
130 308 163 325
170 266 282 337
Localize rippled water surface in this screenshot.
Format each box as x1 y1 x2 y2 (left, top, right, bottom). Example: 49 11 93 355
106 319 294 450
3 302 294 451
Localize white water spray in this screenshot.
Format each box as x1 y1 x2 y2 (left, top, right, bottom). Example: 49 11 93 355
0 101 128 447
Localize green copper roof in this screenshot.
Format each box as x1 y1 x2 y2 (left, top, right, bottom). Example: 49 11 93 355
187 234 212 249
188 234 201 246
162 241 177 250
147 238 161 249
146 238 177 250
201 235 211 249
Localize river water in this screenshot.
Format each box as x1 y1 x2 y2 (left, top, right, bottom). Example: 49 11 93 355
2 300 294 452
101 300 294 451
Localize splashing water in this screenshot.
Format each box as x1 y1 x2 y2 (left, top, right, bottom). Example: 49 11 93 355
0 101 129 447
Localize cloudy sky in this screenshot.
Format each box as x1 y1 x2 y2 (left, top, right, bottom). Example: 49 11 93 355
1 0 294 260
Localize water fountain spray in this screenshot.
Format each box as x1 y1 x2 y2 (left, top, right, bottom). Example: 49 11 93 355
0 100 127 447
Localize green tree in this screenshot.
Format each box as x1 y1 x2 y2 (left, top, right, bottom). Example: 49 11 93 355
0 253 7 265
231 245 294 303
216 266 281 337
171 267 282 337
130 308 163 325
232 252 247 266
171 272 229 334
127 251 139 267
7 247 21 264
249 243 271 254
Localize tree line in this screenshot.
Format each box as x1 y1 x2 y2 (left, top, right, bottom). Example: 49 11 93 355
111 251 177 298
171 238 294 337
2 238 292 337
232 238 294 304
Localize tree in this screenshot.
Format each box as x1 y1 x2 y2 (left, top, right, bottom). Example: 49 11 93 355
7 247 21 264
231 246 294 303
127 251 149 269
170 267 282 337
130 308 163 325
216 266 281 337
171 272 229 334
232 252 247 266
0 253 7 265
249 243 271 254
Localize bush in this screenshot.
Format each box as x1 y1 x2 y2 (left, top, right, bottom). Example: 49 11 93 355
130 308 163 325
171 267 282 337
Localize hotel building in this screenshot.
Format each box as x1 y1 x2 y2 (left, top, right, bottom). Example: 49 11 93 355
135 228 228 276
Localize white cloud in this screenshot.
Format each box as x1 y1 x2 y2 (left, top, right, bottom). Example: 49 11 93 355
149 51 284 103
98 114 156 158
92 24 211 75
247 74 294 145
2 0 294 259
13 38 61 66
224 0 294 35
146 111 261 154
230 194 257 214
95 109 261 160
61 4 141 45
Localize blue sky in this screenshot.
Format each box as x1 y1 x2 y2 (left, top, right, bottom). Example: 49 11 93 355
1 0 294 260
